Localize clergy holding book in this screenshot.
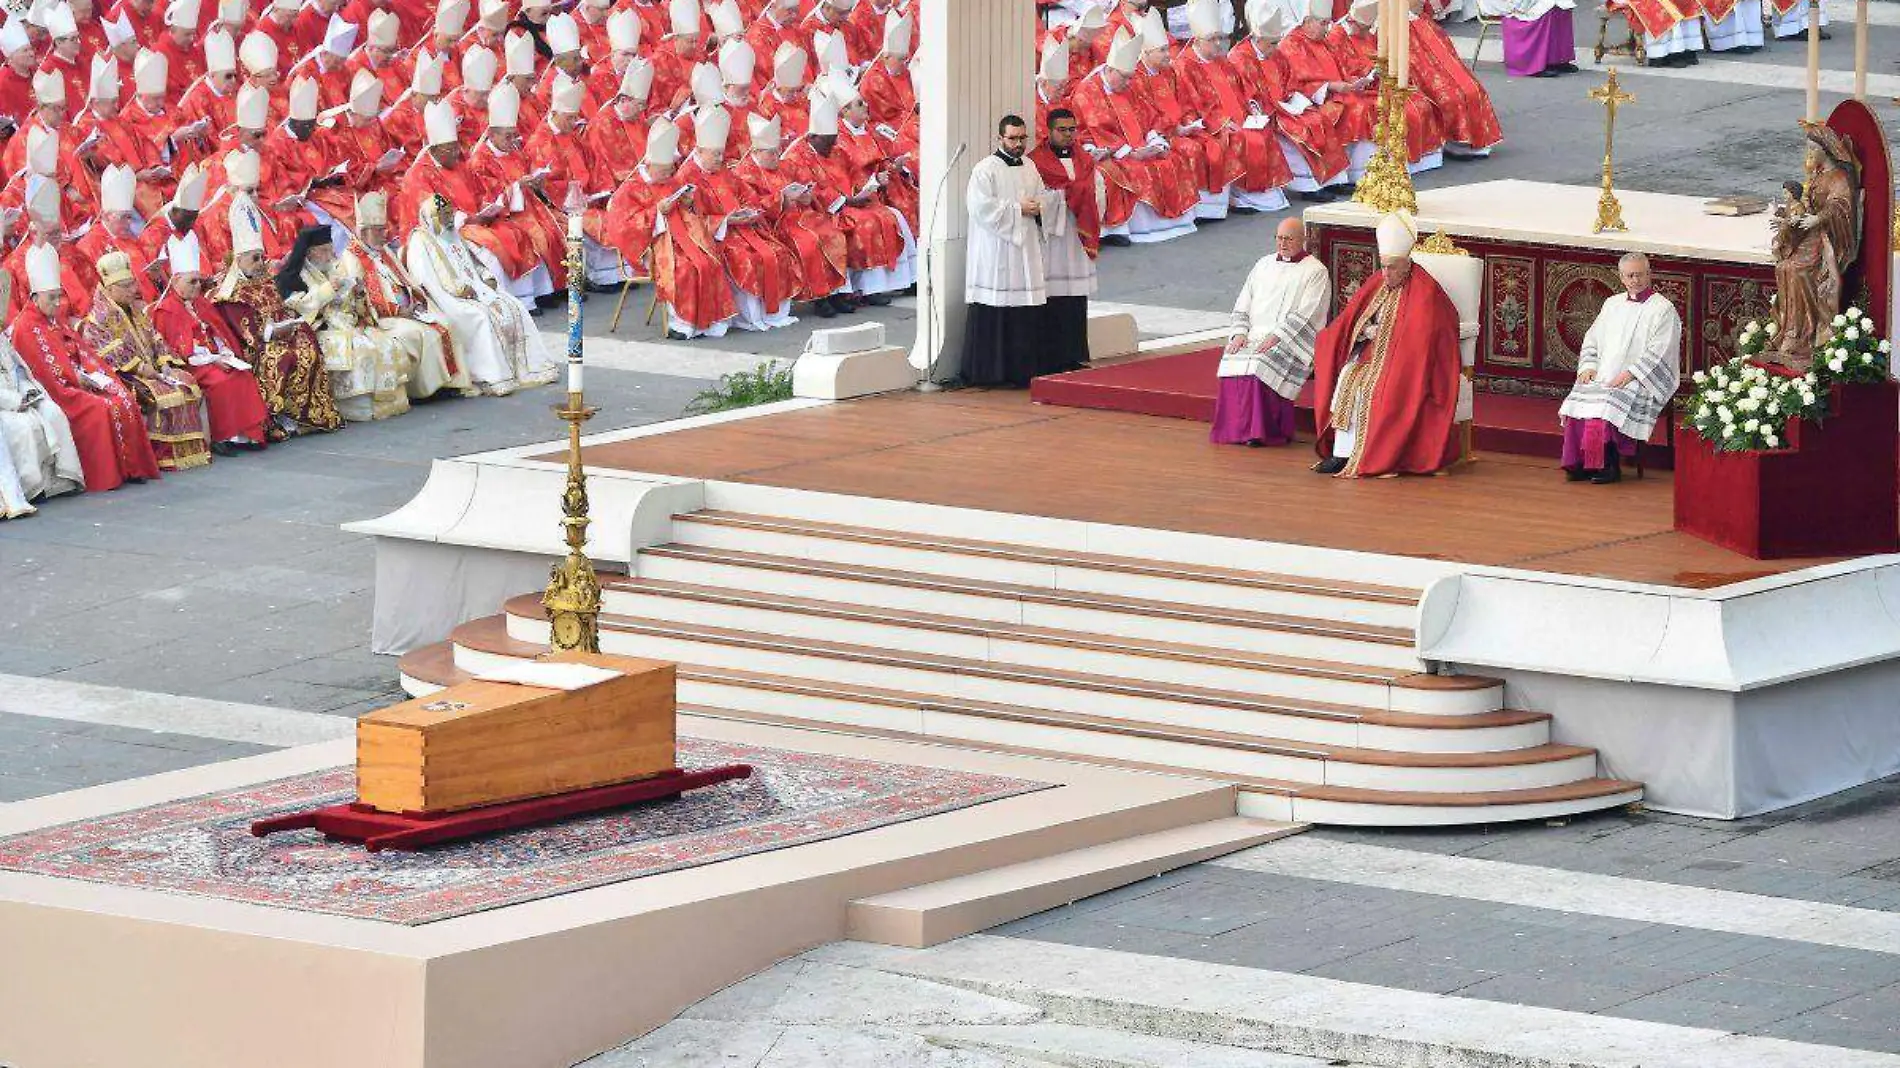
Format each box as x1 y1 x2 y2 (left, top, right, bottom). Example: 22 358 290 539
1557 252 1681 484
959 114 1069 389
1311 210 1466 478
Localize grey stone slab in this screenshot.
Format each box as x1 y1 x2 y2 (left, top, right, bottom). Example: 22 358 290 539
1611 974 1850 1026
1004 917 1222 961
0 772 83 802
1304 951 1497 996
1716 947 1900 994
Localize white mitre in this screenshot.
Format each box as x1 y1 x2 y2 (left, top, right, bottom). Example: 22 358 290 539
1376 210 1418 259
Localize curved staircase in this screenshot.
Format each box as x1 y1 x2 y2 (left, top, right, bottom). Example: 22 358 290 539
399 508 1643 826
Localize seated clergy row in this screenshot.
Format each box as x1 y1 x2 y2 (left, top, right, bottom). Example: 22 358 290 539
1032 0 1501 244
0 0 925 344
0 185 559 517
1213 218 1680 483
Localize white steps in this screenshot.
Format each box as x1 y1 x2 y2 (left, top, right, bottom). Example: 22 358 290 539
398 505 1642 826
845 817 1299 948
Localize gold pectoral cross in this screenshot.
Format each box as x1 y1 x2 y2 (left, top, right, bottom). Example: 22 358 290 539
1590 69 1633 233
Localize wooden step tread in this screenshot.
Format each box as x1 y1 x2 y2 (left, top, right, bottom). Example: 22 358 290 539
496 599 1500 719
677 705 1641 813
504 593 1487 694
676 663 1547 733
632 545 1416 647
678 510 1422 606
605 576 1424 683
453 618 1573 769
398 641 471 688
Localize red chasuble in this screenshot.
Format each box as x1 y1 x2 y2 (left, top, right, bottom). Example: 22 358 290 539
9 303 163 491
150 290 273 446
1174 43 1294 195
1324 25 1444 163
602 168 739 331
1311 268 1463 477
1028 143 1101 258
1273 30 1375 146
584 106 650 184
1133 57 1237 198
735 152 848 302
1068 71 1197 223
783 138 901 272
1226 37 1349 183
1407 18 1503 152
677 155 800 311
858 59 915 129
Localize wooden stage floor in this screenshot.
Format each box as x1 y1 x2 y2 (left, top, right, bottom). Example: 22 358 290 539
563 389 1836 590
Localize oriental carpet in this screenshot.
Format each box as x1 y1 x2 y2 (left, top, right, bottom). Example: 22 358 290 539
0 737 1050 925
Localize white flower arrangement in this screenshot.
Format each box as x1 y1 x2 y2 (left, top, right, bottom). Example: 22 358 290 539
1694 313 1892 452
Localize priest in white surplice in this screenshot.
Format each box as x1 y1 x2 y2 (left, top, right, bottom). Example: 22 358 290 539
1558 252 1682 484
1212 217 1331 447
958 114 1065 388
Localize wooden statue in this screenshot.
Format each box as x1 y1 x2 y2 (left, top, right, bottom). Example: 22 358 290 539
1768 124 1862 372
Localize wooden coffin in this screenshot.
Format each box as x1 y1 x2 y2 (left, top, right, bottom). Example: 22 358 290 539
356 652 677 816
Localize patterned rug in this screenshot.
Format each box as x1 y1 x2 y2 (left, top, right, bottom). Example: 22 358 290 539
0 737 1050 925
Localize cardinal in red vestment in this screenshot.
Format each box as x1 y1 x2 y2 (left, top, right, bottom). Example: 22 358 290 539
10 244 162 490
150 232 272 449
736 112 849 313
603 117 740 338
1311 212 1463 478
1068 30 1199 240
1175 7 1293 212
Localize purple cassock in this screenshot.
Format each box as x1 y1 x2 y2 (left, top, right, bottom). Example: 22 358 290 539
1503 6 1576 77
1210 378 1299 447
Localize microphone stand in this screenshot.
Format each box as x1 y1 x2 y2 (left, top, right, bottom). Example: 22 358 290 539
916 141 967 393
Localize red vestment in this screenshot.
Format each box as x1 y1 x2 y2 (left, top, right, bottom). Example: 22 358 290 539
467 140 567 279
1406 18 1503 151
602 167 738 331
1227 37 1349 182
584 105 650 184
744 16 801 93
798 9 874 65
0 67 34 130
1134 57 1238 197
755 89 810 141
150 289 273 445
858 58 915 129
36 52 89 117
152 33 205 100
1311 268 1463 477
1028 143 1101 258
736 152 848 302
1068 71 1196 223
9 302 162 491
784 138 901 272
74 227 160 302
677 155 799 311
1324 25 1445 162
1174 43 1294 195
1274 29 1375 146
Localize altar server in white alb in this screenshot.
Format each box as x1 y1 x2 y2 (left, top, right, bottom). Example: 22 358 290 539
1702 0 1766 54
958 114 1065 389
1211 217 1331 447
1557 252 1681 484
1772 0 1827 40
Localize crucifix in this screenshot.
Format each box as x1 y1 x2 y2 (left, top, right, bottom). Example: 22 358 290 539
1590 69 1633 234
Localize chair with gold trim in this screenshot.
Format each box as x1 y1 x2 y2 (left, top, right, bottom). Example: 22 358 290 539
1595 0 1648 64
1412 231 1484 465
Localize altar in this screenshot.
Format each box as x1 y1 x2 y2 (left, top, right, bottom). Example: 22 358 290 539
1304 180 1779 402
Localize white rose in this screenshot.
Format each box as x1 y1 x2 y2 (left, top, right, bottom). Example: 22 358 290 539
1745 419 1760 433
1766 322 1779 335
1805 372 1820 386
1764 430 1779 448
1766 401 1780 416
1749 386 1768 400
1696 405 1711 420
1863 318 1876 332
1847 306 1862 318
1724 423 1737 436
1864 353 1874 365
1830 357 1847 372
1718 406 1735 423
1834 314 1849 328
1692 371 1707 384
1881 341 1892 354
1846 328 1861 341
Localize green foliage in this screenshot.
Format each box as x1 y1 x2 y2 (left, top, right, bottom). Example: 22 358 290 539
682 360 796 416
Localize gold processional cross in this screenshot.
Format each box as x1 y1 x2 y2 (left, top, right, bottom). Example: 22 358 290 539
1590 69 1633 234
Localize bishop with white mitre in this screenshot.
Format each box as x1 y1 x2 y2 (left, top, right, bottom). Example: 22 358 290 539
1212 217 1331 448
1557 251 1681 484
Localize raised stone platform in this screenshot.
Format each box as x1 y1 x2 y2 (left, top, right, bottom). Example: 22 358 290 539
0 715 1260 1068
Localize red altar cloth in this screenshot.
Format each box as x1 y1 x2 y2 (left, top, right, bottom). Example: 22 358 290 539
1673 380 1900 559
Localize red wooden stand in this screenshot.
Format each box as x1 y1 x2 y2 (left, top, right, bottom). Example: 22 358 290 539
250 764 753 852
1674 380 1900 559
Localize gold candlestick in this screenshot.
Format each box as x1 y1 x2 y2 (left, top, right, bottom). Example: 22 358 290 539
542 210 601 654
1351 59 1418 214
1589 69 1632 234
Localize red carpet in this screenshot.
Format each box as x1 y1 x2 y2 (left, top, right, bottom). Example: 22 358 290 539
1029 349 1674 466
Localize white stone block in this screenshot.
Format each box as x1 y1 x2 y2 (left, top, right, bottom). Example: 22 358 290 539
793 346 920 400
1086 312 1139 361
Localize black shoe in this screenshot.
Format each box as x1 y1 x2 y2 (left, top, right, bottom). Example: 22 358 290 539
811 298 838 319
1230 205 1261 215
529 305 545 317
860 292 893 306
1553 61 1580 72
1591 458 1623 484
832 295 860 314
1817 28 1831 39
1297 190 1336 203
1199 213 1227 223
1730 44 1761 54
1530 68 1559 77
1313 456 1348 475
1684 50 1700 63
666 329 692 340
210 440 238 458
1101 234 1133 247
1564 466 1590 482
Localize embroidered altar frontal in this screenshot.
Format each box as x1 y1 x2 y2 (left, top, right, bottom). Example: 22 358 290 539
0 737 1051 925
1305 180 1778 401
